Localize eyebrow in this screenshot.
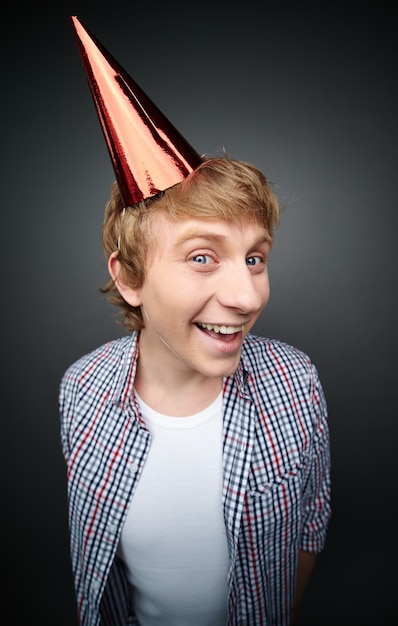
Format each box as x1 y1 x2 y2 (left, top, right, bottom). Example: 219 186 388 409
174 228 270 248
175 230 226 246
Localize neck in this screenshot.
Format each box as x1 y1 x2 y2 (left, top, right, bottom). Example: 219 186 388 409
134 334 222 417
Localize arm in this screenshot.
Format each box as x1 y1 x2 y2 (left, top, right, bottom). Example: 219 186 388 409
292 367 331 623
291 550 317 625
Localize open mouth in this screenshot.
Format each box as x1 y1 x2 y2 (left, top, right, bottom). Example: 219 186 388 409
196 322 244 336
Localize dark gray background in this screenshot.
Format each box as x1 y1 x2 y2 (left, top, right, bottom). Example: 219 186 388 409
2 2 396 624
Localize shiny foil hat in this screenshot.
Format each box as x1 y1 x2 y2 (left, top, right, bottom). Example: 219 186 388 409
71 16 202 207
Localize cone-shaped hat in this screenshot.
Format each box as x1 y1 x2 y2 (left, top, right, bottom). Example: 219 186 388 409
71 16 202 207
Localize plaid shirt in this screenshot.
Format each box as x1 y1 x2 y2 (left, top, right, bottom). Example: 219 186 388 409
60 332 331 626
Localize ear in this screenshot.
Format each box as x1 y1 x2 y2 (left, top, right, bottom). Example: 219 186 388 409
108 251 142 307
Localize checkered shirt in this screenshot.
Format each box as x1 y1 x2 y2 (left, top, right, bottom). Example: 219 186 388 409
59 332 331 625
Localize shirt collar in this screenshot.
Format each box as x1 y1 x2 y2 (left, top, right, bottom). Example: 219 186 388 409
108 332 140 409
232 357 252 400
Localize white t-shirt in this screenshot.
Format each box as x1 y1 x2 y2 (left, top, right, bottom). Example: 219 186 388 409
118 391 229 626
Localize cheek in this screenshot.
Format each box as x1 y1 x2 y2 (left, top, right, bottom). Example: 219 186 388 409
259 274 271 305
263 284 271 306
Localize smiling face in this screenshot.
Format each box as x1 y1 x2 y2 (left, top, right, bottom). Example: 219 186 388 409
103 158 280 336
113 213 271 382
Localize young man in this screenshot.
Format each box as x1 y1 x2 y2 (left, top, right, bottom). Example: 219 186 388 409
60 17 331 626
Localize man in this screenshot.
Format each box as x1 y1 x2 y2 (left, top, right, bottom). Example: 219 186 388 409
60 17 331 626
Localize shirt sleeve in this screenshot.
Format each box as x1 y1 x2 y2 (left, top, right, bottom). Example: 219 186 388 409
59 363 80 465
299 364 332 553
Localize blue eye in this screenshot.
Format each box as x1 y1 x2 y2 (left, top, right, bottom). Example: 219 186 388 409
192 254 211 264
246 256 262 266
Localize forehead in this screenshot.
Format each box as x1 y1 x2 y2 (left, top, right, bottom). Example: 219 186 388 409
148 213 270 253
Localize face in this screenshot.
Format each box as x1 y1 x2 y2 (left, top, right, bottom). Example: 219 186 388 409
114 214 271 381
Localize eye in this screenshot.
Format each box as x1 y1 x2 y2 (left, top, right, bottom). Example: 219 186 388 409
192 254 213 264
246 256 263 266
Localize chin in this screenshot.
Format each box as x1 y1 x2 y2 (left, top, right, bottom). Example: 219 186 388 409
200 359 241 380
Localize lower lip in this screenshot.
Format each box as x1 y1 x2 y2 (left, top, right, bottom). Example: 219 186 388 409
196 326 243 354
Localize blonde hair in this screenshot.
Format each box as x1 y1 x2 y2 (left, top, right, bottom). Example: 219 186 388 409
101 156 280 331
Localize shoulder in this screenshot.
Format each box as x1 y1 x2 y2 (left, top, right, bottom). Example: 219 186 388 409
242 333 314 375
59 334 138 460
60 334 135 398
241 334 328 437
241 333 324 405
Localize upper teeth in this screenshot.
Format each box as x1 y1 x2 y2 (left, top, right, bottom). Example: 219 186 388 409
198 323 244 335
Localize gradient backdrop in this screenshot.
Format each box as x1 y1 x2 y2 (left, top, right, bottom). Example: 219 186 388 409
2 3 396 624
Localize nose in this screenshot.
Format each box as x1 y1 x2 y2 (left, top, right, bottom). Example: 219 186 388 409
217 263 269 314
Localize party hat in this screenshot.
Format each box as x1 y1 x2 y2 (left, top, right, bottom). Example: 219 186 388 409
71 16 202 207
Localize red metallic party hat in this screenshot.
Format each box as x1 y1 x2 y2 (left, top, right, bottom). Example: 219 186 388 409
71 16 202 207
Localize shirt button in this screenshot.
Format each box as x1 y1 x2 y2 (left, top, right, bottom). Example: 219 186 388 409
128 461 139 474
108 523 117 533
